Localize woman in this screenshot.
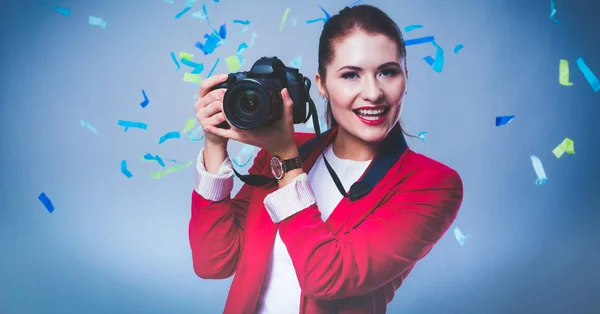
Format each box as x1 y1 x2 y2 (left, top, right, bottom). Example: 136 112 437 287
190 4 463 314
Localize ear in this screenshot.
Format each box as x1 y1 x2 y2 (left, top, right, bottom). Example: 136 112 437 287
315 73 327 98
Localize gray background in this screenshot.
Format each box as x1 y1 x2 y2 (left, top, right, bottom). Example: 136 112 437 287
1 0 599 313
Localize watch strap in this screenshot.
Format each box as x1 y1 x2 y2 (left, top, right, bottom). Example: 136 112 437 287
281 156 303 172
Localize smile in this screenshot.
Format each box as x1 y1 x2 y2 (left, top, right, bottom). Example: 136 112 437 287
352 107 390 125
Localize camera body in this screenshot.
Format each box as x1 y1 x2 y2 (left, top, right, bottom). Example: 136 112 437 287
212 56 309 130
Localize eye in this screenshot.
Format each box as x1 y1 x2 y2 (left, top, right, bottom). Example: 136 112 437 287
341 72 359 80
380 69 399 77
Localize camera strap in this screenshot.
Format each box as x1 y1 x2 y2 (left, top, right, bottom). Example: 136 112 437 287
230 77 407 201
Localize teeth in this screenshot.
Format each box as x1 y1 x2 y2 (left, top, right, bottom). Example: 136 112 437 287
356 108 385 116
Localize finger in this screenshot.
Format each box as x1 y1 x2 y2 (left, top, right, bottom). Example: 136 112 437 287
195 88 226 112
204 124 242 142
197 73 229 99
203 111 227 127
281 88 294 121
197 100 223 123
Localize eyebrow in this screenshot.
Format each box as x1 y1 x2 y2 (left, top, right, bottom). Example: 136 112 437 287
337 62 401 72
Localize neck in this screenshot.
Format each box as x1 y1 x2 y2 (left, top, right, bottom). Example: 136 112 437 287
331 127 379 161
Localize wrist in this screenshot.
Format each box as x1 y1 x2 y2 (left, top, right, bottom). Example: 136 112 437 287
271 146 299 160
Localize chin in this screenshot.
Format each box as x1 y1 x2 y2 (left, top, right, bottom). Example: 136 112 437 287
352 126 390 143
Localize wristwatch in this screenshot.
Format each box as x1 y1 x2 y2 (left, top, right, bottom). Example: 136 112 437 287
270 155 303 180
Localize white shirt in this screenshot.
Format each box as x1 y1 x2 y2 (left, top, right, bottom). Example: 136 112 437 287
256 143 372 314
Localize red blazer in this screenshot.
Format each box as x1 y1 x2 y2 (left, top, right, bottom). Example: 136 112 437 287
189 126 463 314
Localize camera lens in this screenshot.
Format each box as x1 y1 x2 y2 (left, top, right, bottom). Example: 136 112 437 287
222 79 282 130
239 90 259 114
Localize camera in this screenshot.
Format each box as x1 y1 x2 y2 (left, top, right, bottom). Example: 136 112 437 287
211 56 310 130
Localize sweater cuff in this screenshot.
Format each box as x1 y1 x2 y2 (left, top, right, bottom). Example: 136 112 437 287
263 173 316 223
194 148 234 201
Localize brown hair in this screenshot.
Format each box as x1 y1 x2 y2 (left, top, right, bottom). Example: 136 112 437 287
318 5 412 136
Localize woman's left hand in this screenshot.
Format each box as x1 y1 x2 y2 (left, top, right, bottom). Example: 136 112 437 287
203 88 299 158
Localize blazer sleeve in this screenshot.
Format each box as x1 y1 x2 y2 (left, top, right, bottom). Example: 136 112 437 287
278 166 464 300
189 147 269 279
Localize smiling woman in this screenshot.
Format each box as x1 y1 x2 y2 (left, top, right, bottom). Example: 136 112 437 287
190 4 463 314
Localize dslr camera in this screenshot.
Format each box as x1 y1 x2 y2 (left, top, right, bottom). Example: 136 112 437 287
212 56 310 130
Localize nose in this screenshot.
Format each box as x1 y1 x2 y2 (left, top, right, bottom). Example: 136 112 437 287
360 77 384 103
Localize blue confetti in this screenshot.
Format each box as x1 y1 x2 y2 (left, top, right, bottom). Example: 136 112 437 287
418 131 427 141
170 52 180 70
195 33 221 55
453 44 464 54
290 55 302 69
180 59 204 74
425 40 444 72
575 57 600 92
143 153 166 167
405 36 434 46
38 192 55 213
54 7 70 16
207 58 220 78
237 42 248 53
80 119 98 135
404 24 423 32
549 0 561 23
175 7 192 19
219 23 227 39
140 89 149 108
232 19 250 25
159 131 181 144
118 120 148 132
121 160 133 178
495 115 515 126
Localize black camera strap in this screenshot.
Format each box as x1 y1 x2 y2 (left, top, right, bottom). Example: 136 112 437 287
230 77 407 201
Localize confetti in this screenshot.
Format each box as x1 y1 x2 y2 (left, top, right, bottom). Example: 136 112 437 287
121 160 133 178
233 19 250 32
219 23 227 39
180 52 194 61
495 115 515 126
291 17 298 26
404 24 423 32
423 40 444 72
225 55 242 72
151 161 193 179
559 59 574 86
418 131 427 141
453 44 464 54
140 89 149 108
158 131 181 144
143 153 166 167
88 16 107 28
237 42 248 53
549 0 560 23
195 33 221 55
80 119 98 135
280 8 291 32
54 7 70 16
233 145 258 167
552 138 575 158
530 155 547 184
453 227 470 246
38 192 55 213
181 58 204 74
206 58 220 78
188 126 204 141
118 120 148 132
185 0 197 6
175 7 192 19
184 72 202 84
164 0 174 3
404 36 434 46
575 57 600 92
290 55 302 69
306 4 330 24
169 52 180 70
183 118 196 133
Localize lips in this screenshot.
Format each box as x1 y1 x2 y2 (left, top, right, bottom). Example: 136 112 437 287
353 107 389 125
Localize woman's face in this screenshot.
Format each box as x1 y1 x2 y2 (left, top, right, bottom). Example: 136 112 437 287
316 31 407 143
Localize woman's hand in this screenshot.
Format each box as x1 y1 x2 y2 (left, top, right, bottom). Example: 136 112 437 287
194 74 230 147
203 88 299 158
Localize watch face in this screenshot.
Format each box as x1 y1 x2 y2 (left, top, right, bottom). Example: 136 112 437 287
270 157 284 179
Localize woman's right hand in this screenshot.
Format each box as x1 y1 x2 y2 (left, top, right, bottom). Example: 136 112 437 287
195 73 230 147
